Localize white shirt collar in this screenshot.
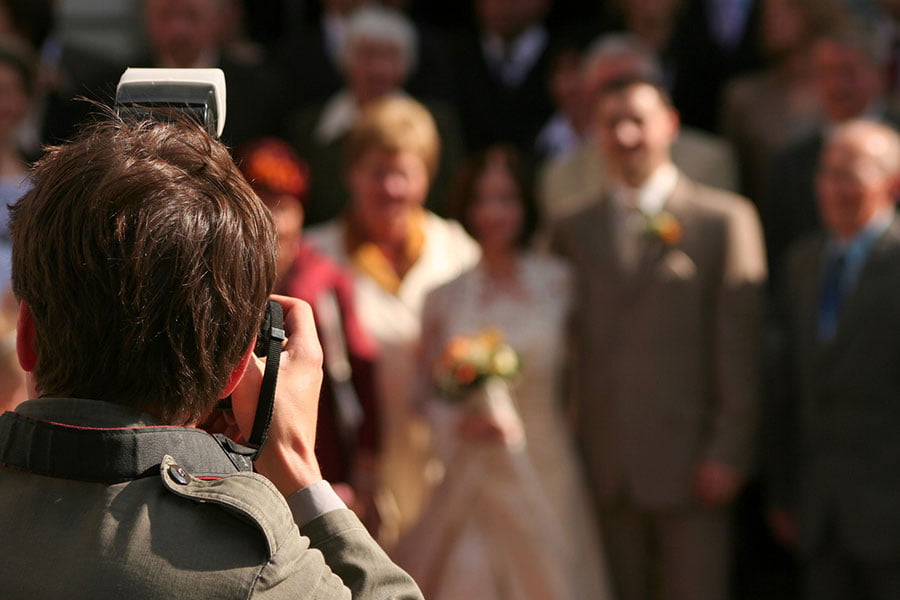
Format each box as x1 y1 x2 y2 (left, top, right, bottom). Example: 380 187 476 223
612 162 679 216
481 25 548 88
314 90 358 145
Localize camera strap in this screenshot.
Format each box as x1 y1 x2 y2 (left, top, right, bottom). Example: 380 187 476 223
247 300 284 460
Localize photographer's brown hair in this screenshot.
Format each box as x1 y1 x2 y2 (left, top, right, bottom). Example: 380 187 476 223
10 116 277 424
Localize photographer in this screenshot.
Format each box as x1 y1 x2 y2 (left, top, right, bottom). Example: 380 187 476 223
0 116 422 599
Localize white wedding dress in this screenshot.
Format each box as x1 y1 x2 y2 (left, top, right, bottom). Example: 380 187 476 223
395 253 613 599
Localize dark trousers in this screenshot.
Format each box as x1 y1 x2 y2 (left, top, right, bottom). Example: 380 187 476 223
599 497 733 600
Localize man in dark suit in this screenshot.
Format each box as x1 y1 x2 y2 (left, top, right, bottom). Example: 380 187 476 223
451 0 556 155
551 75 766 600
666 0 764 133
761 23 898 278
770 119 900 600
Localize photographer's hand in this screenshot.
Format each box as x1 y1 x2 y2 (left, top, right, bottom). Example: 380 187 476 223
230 295 325 498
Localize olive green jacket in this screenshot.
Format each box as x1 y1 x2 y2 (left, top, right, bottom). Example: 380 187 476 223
0 398 423 599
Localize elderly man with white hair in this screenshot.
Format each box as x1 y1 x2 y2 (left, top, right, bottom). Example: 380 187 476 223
286 5 464 226
770 118 900 600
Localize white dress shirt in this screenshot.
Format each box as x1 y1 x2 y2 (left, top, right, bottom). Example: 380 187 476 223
481 25 548 89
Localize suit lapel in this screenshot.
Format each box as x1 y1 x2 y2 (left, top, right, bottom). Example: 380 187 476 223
624 176 690 298
580 194 652 314
595 195 631 284
795 238 827 369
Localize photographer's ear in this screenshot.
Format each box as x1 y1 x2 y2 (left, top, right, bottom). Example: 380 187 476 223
220 340 256 399
16 301 36 372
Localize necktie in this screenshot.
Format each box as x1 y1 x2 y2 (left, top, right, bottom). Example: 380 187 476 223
615 191 643 271
817 251 846 342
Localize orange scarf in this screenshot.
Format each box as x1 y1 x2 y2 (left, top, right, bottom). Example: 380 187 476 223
344 209 426 295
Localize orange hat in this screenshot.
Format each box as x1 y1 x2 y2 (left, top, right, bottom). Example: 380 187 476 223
236 137 310 206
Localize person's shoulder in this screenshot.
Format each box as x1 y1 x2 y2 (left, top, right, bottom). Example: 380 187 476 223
423 211 480 255
679 176 755 217
885 215 900 246
874 218 900 274
772 130 823 165
676 126 734 156
551 201 604 239
157 454 297 560
423 210 464 235
676 178 766 256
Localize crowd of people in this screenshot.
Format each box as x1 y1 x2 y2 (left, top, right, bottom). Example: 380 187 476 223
2 0 900 599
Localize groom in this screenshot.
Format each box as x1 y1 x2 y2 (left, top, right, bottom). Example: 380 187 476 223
551 76 766 600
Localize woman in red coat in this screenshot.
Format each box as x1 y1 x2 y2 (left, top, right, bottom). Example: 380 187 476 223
237 138 381 527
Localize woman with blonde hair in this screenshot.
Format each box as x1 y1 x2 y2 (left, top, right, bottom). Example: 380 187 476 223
307 95 479 545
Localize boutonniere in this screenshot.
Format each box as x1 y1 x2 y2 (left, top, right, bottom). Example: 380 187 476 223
643 210 682 246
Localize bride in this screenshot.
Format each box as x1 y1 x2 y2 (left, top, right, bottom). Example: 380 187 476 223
395 146 613 599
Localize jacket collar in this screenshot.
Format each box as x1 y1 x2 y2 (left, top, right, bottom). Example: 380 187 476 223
0 398 253 483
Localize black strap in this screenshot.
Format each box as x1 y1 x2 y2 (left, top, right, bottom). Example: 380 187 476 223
247 300 284 459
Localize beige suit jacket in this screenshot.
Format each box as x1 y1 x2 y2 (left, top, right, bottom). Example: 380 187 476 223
551 174 766 510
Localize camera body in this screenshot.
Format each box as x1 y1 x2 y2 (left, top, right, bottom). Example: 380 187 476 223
115 68 227 138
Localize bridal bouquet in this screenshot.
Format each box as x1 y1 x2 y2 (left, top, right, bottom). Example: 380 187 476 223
433 328 521 401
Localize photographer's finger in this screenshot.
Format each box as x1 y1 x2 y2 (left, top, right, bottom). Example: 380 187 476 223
253 294 324 496
269 294 323 363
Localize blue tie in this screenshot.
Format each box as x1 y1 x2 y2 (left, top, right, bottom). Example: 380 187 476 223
818 251 846 342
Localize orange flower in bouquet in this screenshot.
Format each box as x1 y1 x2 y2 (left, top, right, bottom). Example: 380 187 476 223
433 328 521 400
